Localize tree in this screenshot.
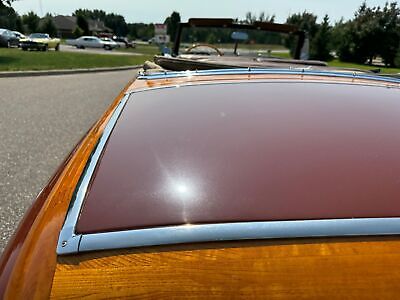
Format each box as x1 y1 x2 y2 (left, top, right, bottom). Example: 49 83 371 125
164 11 181 42
76 14 89 35
127 23 154 40
243 12 275 24
0 0 14 7
40 16 57 36
395 49 400 67
104 13 128 36
378 2 400 67
285 11 319 57
334 20 355 62
73 9 128 36
22 11 40 33
15 16 23 32
73 26 84 38
351 2 383 64
0 2 19 30
73 9 106 21
334 2 400 66
310 15 332 61
286 11 319 38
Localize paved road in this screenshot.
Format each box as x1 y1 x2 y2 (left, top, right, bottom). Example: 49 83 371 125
60 44 141 56
0 70 137 253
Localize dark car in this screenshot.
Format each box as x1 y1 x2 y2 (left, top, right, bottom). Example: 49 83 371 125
0 29 19 48
112 36 135 48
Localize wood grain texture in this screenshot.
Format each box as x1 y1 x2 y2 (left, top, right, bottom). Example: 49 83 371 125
3 79 135 300
51 237 400 299
128 73 400 92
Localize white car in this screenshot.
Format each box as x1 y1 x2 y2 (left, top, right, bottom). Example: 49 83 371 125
100 37 119 48
67 36 118 50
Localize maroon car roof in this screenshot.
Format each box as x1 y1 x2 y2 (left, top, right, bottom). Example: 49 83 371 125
76 80 400 234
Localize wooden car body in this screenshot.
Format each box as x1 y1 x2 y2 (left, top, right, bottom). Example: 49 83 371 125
1 69 400 299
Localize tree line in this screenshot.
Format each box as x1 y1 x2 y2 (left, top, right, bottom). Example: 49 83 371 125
1 1 400 67
286 2 400 67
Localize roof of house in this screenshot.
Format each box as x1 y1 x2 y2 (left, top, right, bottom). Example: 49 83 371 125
52 15 112 33
52 15 77 31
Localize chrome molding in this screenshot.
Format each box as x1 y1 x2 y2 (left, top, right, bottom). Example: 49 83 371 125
60 217 400 255
57 94 130 255
128 79 400 96
137 68 400 85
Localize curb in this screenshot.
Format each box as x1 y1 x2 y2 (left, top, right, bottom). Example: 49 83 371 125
0 65 143 78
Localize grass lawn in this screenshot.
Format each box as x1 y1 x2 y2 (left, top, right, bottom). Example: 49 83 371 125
0 48 152 71
328 59 400 74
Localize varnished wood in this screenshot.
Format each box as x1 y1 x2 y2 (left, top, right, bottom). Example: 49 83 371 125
128 73 400 92
51 237 400 299
3 78 135 300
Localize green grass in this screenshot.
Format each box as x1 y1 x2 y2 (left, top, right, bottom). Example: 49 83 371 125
2 47 399 75
0 48 152 71
328 59 400 74
269 51 292 59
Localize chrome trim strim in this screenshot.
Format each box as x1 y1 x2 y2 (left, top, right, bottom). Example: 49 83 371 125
137 68 400 85
60 217 400 255
56 94 130 255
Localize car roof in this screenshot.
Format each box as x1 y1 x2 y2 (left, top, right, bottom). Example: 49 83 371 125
75 75 400 234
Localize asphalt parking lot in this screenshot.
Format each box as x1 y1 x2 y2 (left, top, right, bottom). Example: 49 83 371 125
0 69 137 253
60 44 141 56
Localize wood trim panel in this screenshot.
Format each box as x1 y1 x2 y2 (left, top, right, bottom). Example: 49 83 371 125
128 73 400 92
51 237 400 299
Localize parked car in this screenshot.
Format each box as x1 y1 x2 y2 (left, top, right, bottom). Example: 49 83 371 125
0 29 19 48
112 36 136 48
100 37 119 49
12 31 26 40
66 36 118 50
20 33 60 51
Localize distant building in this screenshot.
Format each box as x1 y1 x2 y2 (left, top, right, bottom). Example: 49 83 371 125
51 15 112 38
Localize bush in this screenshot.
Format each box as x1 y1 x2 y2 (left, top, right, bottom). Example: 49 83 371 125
40 17 57 37
334 2 400 66
395 49 400 67
73 26 84 38
310 15 332 61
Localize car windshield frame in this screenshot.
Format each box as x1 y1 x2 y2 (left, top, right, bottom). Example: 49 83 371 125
173 18 305 59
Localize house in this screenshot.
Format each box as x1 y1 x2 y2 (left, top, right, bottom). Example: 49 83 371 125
51 15 112 38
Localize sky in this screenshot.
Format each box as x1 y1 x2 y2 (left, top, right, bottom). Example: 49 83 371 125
11 0 394 24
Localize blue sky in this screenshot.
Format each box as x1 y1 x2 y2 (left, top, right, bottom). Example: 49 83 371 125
12 0 392 23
